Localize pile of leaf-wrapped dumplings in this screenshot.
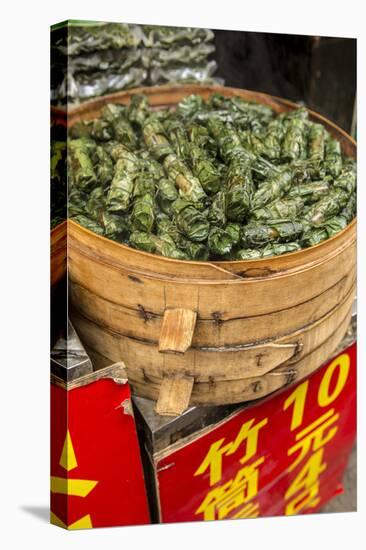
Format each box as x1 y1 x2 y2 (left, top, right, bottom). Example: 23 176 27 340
68 93 356 261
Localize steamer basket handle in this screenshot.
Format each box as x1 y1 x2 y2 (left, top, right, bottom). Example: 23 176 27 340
155 374 194 417
159 308 197 354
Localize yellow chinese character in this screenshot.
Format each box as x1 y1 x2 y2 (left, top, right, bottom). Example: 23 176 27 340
195 457 264 520
285 483 321 516
231 501 260 519
194 417 268 486
285 449 326 501
285 448 327 516
287 409 339 471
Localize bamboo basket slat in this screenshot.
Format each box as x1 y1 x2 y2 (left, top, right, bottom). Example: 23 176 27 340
65 85 357 413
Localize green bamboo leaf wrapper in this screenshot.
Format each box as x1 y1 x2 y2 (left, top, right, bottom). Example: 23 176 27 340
236 242 302 259
112 117 138 149
69 121 94 140
71 214 105 235
164 119 191 159
163 153 206 203
287 178 332 204
225 153 254 221
176 94 206 118
322 216 348 238
129 230 156 253
91 119 115 141
157 177 179 215
173 198 210 242
304 187 350 225
251 156 281 181
102 212 129 240
324 137 343 178
281 118 308 161
177 238 209 260
68 138 97 190
333 162 356 195
186 123 217 157
341 194 356 223
251 196 304 221
127 94 150 128
106 147 139 212
252 168 293 210
301 227 329 247
236 248 262 260
279 107 309 122
156 216 179 238
129 231 188 259
208 227 235 256
68 189 87 217
225 223 241 245
143 115 173 160
100 104 137 147
184 135 222 194
85 186 106 220
261 242 302 257
290 159 326 184
241 220 304 247
208 118 251 164
191 155 222 194
208 119 254 219
308 123 325 160
155 217 206 260
131 193 155 232
101 103 127 121
140 156 165 181
261 119 285 160
133 174 156 197
208 191 227 227
94 145 114 187
51 140 66 183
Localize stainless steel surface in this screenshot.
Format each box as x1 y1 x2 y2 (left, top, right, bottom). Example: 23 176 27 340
50 320 93 382
133 397 240 454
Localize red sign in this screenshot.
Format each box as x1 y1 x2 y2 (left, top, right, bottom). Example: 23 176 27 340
50 367 150 529
155 344 356 522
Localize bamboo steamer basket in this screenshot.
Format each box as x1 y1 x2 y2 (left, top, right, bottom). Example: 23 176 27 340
67 85 356 415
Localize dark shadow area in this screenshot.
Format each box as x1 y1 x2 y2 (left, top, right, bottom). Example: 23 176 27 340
214 31 356 133
20 505 49 523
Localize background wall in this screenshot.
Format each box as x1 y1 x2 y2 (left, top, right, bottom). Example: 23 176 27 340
214 32 356 134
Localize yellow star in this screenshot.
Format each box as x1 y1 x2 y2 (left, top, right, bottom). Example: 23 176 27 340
51 430 98 529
